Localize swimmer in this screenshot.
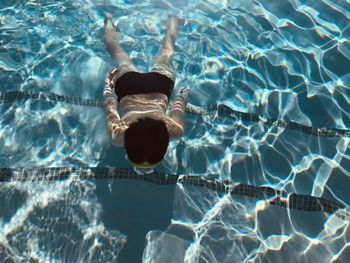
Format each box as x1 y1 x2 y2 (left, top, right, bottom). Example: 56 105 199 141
103 15 189 174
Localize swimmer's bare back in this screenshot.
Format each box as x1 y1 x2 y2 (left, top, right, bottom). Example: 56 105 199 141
103 15 189 146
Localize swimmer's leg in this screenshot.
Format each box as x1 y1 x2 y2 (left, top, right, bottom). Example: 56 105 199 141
104 14 135 67
152 16 181 73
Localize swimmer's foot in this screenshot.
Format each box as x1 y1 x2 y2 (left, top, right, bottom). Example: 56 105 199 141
168 15 182 34
104 13 119 41
166 15 183 42
104 13 114 27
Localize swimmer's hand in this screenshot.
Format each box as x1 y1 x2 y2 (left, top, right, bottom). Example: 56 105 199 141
104 67 119 102
179 86 190 98
107 67 118 86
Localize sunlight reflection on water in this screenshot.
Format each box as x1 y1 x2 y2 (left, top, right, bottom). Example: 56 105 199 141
1 0 350 262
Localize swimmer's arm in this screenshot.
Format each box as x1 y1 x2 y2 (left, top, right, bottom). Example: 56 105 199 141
103 68 124 146
104 99 124 146
169 87 189 137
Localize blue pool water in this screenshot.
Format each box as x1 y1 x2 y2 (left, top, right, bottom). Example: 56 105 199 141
1 0 350 262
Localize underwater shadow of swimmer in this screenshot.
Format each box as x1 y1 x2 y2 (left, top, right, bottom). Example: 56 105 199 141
95 173 176 263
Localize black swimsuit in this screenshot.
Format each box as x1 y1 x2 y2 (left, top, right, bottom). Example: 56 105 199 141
114 72 174 102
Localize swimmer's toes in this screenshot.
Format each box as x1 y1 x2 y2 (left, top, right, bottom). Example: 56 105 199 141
170 15 185 27
104 12 113 26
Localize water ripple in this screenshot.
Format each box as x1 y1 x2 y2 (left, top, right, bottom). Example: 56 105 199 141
1 0 350 262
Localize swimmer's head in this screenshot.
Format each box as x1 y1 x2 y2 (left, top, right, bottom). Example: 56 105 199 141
124 117 169 174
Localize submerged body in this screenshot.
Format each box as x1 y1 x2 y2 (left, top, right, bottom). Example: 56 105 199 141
102 14 189 171
103 70 186 146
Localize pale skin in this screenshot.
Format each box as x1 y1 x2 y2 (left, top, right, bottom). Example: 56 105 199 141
103 15 189 146
104 14 179 73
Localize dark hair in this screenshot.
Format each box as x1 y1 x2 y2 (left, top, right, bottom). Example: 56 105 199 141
124 117 169 165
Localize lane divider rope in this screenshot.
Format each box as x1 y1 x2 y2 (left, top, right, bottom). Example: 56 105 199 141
0 166 348 221
1 91 349 137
